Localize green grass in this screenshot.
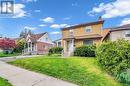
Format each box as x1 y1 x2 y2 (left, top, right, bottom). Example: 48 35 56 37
0 77 12 86
9 56 123 86
0 53 20 58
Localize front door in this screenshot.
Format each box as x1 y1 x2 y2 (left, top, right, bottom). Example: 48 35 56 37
66 39 74 54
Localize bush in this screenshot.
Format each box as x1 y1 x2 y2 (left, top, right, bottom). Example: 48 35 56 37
116 71 130 84
74 45 96 57
96 39 130 76
13 38 25 53
48 47 63 55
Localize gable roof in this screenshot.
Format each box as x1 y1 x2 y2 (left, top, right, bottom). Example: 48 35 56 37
62 20 104 30
28 32 47 42
101 29 110 41
110 24 130 32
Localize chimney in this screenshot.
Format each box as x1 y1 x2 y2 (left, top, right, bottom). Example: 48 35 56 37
98 16 103 21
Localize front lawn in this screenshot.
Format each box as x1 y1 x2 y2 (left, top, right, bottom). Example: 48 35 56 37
9 56 123 86
0 77 12 86
0 53 20 58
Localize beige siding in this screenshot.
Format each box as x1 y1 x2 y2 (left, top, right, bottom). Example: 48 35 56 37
62 23 103 48
110 30 130 41
62 24 102 39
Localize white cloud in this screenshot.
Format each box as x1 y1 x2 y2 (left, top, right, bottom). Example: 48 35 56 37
13 4 27 18
22 0 38 3
89 0 130 18
39 24 47 27
24 26 37 30
50 24 70 29
120 18 130 25
72 3 78 6
34 10 41 12
50 31 61 35
63 17 71 20
40 17 54 23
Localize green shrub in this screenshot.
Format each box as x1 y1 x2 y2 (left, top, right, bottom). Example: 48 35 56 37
48 47 63 55
74 45 96 57
96 39 130 76
116 72 130 84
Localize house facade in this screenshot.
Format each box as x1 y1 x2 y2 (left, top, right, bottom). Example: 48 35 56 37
53 39 62 47
61 19 109 56
24 32 54 55
107 24 130 41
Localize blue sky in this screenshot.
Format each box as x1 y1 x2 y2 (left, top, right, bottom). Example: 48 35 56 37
0 0 130 40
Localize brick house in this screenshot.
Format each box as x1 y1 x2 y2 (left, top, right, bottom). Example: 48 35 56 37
24 32 54 55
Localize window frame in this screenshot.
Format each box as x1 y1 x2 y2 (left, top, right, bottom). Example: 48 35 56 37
125 30 130 37
69 29 74 36
85 26 92 33
83 40 93 45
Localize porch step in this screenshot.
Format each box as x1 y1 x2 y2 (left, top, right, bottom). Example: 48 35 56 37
63 52 70 57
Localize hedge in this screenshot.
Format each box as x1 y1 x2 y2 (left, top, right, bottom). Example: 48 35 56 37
96 39 130 84
48 47 63 55
74 45 96 57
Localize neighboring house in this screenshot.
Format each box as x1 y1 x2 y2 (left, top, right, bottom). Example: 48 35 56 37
24 32 54 55
107 24 130 41
61 18 109 56
53 39 62 47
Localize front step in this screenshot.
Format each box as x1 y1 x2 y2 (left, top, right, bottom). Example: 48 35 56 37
62 52 73 57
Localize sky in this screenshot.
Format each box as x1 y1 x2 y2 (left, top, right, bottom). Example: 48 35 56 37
0 0 130 41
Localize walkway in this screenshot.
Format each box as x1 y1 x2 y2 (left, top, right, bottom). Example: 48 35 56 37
0 57 78 86
0 55 41 62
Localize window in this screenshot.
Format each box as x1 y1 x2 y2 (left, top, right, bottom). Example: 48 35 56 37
45 37 48 41
58 41 61 47
69 29 74 36
85 26 92 32
125 30 130 37
83 40 93 45
43 45 45 48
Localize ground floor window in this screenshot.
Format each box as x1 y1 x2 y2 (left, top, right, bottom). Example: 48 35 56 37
83 40 93 45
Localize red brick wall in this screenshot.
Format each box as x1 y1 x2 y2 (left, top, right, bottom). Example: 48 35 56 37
36 42 53 54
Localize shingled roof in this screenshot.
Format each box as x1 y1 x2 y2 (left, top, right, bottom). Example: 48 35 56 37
29 32 47 42
110 24 130 32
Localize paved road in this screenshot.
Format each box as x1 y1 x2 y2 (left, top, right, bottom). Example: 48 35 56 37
0 60 78 86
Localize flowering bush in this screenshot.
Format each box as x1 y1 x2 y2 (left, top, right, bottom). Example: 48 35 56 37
0 38 16 50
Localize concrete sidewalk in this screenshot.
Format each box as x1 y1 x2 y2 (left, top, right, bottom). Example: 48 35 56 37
0 61 78 86
0 55 42 62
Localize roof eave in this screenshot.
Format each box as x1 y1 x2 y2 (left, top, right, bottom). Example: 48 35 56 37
61 20 104 30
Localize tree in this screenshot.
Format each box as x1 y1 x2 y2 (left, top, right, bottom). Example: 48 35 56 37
0 38 16 50
14 38 25 53
19 29 33 38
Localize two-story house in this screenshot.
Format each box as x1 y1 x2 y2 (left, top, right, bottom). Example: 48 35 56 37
24 32 54 55
61 19 109 56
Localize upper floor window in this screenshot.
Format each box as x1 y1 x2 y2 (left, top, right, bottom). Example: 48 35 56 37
125 30 130 37
85 26 92 33
69 29 74 36
45 37 48 41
